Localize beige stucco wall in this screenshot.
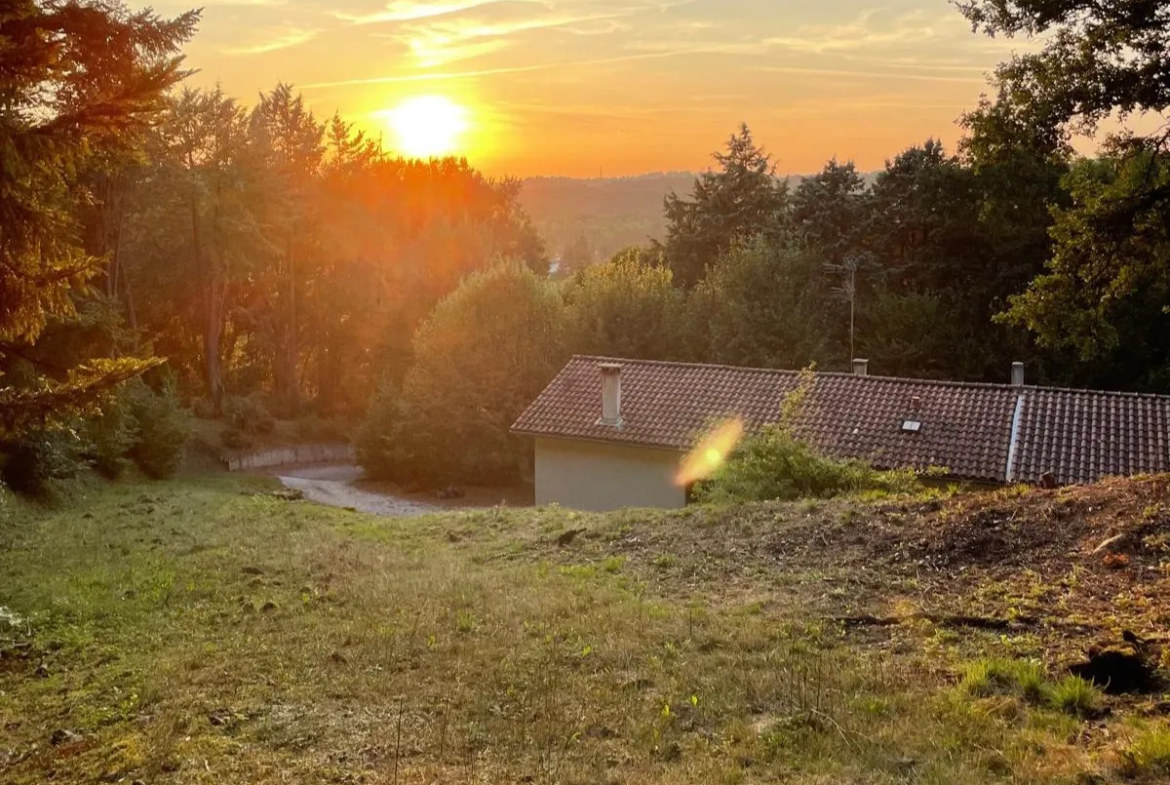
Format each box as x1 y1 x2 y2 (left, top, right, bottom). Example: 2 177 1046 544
535 437 686 511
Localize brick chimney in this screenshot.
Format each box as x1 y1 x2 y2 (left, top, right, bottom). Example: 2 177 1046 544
599 363 622 425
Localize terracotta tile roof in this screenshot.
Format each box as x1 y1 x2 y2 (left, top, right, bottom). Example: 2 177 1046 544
1013 387 1170 484
512 355 1170 485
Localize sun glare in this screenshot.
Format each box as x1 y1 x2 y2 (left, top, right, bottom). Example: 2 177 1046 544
381 95 469 159
675 418 746 486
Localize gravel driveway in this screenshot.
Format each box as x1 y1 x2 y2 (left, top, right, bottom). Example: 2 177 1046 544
275 464 437 517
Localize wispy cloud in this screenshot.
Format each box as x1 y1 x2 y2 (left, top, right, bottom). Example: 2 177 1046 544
403 36 511 67
379 0 676 68
153 0 288 7
337 0 515 25
222 25 320 56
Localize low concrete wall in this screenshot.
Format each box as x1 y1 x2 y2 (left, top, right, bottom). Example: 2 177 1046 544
225 443 355 472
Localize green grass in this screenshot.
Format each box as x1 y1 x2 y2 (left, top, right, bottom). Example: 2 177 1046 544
1120 723 1170 778
0 476 1151 784
960 658 1051 704
1051 675 1104 717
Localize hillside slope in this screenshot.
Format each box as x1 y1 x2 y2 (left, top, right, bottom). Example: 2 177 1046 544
2 476 1169 784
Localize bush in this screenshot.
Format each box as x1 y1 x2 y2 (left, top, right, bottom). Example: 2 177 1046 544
694 369 927 504
294 415 346 443
220 426 254 451
564 248 685 360
127 379 191 479
359 263 566 485
223 394 275 435
695 423 885 504
0 428 83 496
82 388 137 479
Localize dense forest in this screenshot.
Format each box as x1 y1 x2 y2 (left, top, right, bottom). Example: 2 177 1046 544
3 0 1170 492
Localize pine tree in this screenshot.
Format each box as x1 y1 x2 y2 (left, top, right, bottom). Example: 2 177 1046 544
0 0 198 433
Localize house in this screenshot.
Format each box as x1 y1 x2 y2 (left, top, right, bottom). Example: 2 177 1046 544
511 355 1170 512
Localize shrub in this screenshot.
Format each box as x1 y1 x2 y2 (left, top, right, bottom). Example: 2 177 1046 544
220 427 254 451
1051 675 1102 717
359 263 566 485
127 379 191 479
82 388 137 479
0 428 83 496
223 394 275 435
294 415 346 443
355 380 412 480
694 369 926 503
190 398 216 419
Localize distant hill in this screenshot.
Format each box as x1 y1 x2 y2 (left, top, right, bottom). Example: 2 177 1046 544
519 172 697 263
519 170 877 264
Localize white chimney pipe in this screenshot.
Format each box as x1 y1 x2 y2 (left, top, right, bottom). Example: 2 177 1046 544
1011 362 1025 387
599 363 622 425
852 358 869 377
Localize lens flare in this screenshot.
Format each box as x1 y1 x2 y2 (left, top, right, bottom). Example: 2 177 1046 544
675 417 745 486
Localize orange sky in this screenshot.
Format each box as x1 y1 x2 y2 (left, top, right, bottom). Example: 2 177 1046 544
142 0 1032 177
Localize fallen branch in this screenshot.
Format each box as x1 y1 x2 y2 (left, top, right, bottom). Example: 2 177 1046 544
831 613 1039 630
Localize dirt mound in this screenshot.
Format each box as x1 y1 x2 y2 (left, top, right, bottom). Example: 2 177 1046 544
902 475 1170 573
570 475 1170 667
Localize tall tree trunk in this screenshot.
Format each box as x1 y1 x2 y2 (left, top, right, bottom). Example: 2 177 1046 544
280 229 300 415
189 174 222 411
203 280 224 414
205 185 227 416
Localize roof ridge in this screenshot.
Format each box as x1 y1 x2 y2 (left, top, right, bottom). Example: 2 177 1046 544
568 355 1170 400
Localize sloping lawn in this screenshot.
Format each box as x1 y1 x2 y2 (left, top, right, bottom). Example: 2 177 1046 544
1 476 1168 784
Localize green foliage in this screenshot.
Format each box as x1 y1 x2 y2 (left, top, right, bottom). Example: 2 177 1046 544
127 380 191 479
0 0 196 433
791 158 869 266
687 240 833 369
0 428 83 496
662 124 787 287
695 370 925 504
960 0 1170 387
695 424 892 504
565 247 685 360
359 263 566 484
220 426 253 452
999 150 1170 377
223 395 276 435
82 387 138 479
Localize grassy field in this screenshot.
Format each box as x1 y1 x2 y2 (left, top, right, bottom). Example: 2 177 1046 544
2 475 1170 784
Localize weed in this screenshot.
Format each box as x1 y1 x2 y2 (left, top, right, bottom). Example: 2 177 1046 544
653 553 677 570
455 609 478 634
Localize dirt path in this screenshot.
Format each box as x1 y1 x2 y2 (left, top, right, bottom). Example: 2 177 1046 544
275 464 437 517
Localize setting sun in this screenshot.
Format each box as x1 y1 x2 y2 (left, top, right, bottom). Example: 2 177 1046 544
380 95 469 159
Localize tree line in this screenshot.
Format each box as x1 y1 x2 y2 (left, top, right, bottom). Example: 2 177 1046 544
3 0 1169 492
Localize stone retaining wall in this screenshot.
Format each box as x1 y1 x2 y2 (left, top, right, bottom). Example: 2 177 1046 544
225 443 355 472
